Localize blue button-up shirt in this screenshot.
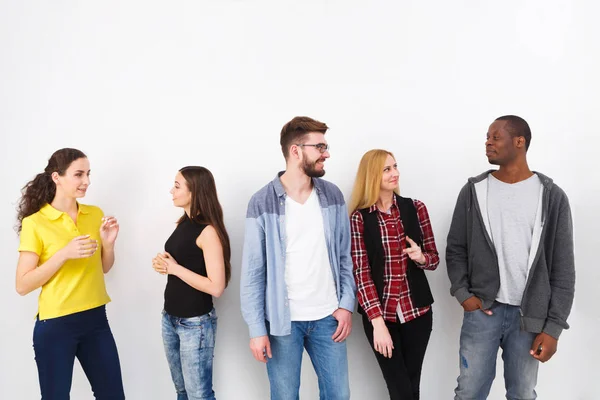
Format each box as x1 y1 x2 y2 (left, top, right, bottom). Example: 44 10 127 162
240 172 357 338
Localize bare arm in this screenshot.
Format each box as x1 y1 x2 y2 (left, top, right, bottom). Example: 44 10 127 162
16 251 64 296
159 225 226 298
100 216 119 274
102 244 115 273
16 235 97 295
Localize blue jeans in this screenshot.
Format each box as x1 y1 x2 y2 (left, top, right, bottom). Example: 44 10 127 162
162 309 217 400
33 305 125 400
455 302 539 400
266 314 350 400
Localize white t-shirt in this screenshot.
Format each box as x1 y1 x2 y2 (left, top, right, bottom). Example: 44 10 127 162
284 188 339 321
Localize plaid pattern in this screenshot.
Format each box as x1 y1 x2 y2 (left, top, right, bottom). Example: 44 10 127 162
351 197 439 323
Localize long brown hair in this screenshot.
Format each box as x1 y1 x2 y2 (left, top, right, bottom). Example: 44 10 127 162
178 166 231 286
16 148 87 233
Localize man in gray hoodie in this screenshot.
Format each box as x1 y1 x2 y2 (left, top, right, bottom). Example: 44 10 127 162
446 115 575 400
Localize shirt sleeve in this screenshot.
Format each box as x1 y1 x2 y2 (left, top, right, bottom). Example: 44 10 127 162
414 200 440 271
240 199 268 339
18 217 42 256
351 210 383 321
336 199 357 313
446 184 475 304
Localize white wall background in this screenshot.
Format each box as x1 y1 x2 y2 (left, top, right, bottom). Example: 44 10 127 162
1 1 598 399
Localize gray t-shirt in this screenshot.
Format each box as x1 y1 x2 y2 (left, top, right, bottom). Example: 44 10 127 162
487 173 542 306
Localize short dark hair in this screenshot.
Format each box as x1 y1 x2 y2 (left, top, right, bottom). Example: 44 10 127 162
495 115 532 150
280 116 328 159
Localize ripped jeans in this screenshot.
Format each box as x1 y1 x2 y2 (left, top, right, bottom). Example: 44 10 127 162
454 301 539 400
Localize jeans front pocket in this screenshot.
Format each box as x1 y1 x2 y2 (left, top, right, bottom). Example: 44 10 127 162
178 316 216 350
178 316 204 328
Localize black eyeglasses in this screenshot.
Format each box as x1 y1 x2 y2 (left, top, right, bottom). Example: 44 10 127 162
296 143 330 154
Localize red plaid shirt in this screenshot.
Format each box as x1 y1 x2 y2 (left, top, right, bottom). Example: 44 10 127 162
351 197 439 323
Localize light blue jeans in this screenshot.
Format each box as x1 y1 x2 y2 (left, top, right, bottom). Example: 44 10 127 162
162 309 217 400
266 314 350 400
455 302 539 400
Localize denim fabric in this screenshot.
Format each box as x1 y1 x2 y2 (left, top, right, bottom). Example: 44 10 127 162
241 173 356 338
266 315 349 400
162 309 217 400
32 305 125 400
455 302 539 400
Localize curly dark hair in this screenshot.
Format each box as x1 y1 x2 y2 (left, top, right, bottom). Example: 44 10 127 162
16 148 87 233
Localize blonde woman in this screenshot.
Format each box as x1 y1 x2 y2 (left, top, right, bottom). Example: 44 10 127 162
349 149 439 400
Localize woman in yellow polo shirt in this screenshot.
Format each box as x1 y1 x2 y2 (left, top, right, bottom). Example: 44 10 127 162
16 148 125 399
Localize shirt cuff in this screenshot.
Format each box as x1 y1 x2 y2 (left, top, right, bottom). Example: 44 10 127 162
364 304 384 321
248 322 268 339
454 287 474 305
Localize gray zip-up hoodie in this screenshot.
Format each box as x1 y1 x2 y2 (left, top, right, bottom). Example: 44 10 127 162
446 170 575 339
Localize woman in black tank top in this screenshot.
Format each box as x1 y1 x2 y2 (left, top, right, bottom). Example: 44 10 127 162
152 166 231 400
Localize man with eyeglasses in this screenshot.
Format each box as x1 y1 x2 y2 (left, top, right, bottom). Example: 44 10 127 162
241 116 356 400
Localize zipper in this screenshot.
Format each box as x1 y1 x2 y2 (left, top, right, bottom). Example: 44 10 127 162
519 185 549 315
470 183 501 301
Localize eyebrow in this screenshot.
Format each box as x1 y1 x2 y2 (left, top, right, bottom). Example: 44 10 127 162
75 170 90 173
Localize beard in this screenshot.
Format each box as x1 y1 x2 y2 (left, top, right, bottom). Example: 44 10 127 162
302 157 326 178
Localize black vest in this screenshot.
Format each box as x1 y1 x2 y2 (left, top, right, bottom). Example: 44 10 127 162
358 195 434 315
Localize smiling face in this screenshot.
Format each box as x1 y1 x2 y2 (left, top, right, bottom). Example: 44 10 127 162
52 157 91 199
380 154 399 192
170 171 192 209
299 132 330 178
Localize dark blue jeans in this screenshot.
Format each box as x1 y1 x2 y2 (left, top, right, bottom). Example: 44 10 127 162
33 305 125 400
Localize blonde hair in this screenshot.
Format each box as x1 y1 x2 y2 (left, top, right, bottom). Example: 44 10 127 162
348 149 399 214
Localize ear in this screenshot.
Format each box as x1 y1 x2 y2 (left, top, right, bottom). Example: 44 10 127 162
514 136 525 149
290 144 302 160
51 172 60 184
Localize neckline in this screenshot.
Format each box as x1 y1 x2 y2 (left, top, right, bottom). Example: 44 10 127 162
286 187 316 206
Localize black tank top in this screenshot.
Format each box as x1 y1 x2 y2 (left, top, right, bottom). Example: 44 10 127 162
163 217 213 317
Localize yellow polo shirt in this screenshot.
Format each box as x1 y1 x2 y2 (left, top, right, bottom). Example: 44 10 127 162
18 203 111 320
